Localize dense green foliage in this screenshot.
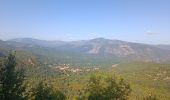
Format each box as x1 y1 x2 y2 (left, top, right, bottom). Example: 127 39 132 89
32 81 66 100
114 62 170 99
2 51 170 100
86 74 131 100
0 52 25 100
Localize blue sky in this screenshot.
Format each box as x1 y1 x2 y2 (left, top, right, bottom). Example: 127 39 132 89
0 0 170 44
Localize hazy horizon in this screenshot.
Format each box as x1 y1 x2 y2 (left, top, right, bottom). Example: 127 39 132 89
0 37 169 45
0 0 170 44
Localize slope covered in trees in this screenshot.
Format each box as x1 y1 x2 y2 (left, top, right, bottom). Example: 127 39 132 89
1 52 169 100
0 52 133 100
114 62 170 99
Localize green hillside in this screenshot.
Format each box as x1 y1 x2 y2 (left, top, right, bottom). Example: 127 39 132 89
113 62 170 99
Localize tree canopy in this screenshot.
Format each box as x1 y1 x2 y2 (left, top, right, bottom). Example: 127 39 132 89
33 80 66 100
0 52 25 100
84 74 131 100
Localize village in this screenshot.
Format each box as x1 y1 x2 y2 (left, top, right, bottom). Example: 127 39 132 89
48 63 100 73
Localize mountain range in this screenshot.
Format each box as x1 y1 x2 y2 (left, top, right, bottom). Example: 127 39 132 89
1 38 170 63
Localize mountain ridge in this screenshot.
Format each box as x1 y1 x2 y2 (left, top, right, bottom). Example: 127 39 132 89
1 38 170 63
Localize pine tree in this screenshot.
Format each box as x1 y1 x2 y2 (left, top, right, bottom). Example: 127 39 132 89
0 52 25 100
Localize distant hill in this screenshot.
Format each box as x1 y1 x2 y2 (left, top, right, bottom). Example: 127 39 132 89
156 45 170 50
9 38 66 47
0 38 170 63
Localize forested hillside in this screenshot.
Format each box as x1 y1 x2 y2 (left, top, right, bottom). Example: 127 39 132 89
114 62 170 99
0 39 170 99
1 52 169 100
1 38 170 64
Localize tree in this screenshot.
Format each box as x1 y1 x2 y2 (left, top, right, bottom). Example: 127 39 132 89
0 52 25 100
86 74 131 100
103 77 131 100
33 81 66 100
87 75 104 100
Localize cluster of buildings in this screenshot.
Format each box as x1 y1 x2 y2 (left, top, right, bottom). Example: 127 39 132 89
48 63 100 73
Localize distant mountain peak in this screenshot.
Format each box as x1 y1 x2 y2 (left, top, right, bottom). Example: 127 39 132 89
90 38 111 43
1 37 170 63
90 38 112 41
91 37 106 40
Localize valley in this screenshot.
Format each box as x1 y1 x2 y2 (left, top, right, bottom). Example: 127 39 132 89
1 0 170 99
1 38 170 99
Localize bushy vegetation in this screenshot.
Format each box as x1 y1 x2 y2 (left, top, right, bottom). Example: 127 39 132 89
0 52 25 100
143 94 159 100
85 74 131 100
0 52 134 100
114 62 170 99
0 52 65 100
2 52 170 100
32 81 66 100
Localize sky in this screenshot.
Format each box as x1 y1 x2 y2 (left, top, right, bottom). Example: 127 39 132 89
0 0 170 44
